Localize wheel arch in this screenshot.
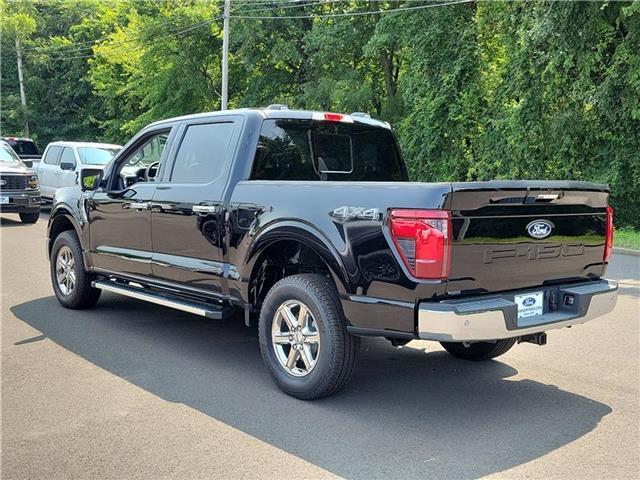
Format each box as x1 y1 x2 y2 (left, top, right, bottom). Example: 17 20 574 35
47 207 83 258
243 222 351 313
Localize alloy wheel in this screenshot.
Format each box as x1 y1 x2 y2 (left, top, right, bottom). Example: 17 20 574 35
271 300 321 377
55 246 76 295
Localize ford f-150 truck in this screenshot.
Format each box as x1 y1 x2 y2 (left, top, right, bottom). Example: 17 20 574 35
47 106 618 399
0 140 41 223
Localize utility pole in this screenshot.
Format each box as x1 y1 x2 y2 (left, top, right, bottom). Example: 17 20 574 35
15 37 29 137
221 0 230 110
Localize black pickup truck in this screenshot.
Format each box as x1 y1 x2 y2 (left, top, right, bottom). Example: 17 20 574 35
2 136 42 168
47 107 618 399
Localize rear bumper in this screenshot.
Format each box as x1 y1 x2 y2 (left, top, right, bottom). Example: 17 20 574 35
418 279 617 342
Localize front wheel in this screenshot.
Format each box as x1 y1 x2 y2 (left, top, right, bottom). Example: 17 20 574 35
258 274 359 400
440 338 517 361
19 211 39 224
50 231 101 309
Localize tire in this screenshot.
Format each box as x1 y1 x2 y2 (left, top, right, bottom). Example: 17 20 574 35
440 338 517 361
19 212 39 224
50 230 101 309
258 274 359 400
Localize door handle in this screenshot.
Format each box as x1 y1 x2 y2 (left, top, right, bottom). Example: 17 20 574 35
192 205 218 214
123 201 149 210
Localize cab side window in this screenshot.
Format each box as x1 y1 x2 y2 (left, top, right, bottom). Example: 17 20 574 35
43 146 62 165
170 122 235 184
123 134 167 170
59 147 76 166
115 132 169 188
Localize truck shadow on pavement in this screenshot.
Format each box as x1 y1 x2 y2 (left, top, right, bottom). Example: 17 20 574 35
11 294 612 480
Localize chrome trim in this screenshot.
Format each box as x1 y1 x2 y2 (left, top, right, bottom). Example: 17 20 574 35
123 202 149 210
93 280 210 317
90 267 229 300
192 205 218 214
418 280 618 342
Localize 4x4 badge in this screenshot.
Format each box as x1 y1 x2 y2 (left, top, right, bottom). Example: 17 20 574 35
331 206 380 220
526 220 554 239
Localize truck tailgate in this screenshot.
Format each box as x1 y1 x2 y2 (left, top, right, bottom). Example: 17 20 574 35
446 181 610 294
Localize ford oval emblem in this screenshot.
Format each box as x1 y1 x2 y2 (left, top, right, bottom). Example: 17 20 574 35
522 297 537 307
526 220 554 239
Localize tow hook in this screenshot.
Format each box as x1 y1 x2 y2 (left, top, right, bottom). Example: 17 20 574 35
518 332 547 346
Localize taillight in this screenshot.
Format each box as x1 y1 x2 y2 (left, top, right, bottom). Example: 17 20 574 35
604 205 614 262
389 209 452 279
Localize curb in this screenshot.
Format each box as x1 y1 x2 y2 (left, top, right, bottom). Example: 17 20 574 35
613 247 640 257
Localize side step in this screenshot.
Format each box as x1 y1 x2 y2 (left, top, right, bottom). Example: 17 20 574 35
92 280 232 319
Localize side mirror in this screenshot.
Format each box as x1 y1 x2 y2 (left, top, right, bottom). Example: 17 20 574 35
60 161 76 171
80 168 103 192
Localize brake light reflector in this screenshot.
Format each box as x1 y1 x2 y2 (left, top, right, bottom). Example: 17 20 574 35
389 209 452 279
604 205 614 262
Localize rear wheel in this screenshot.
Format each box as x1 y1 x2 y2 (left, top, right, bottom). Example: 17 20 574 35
440 338 517 361
50 231 101 309
19 211 39 224
258 274 359 400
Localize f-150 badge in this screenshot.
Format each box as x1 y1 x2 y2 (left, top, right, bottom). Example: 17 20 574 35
331 206 381 220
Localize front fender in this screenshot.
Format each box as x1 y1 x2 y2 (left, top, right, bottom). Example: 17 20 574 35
47 189 89 266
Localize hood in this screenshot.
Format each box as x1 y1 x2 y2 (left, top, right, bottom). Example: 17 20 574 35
0 163 33 175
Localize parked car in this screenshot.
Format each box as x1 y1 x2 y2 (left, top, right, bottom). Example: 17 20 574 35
0 140 41 223
47 107 618 399
1 136 41 168
37 141 121 201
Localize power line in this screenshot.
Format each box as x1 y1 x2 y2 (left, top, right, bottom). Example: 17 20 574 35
40 17 218 59
233 0 344 14
47 16 223 62
22 12 202 54
233 0 474 19
30 0 470 62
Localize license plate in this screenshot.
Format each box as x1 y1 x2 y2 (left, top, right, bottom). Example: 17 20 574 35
0 196 9 205
515 291 544 319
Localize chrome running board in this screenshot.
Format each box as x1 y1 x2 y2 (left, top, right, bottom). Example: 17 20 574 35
92 280 230 319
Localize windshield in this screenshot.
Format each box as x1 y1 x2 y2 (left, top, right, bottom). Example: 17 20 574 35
251 119 406 181
0 142 24 166
77 146 120 165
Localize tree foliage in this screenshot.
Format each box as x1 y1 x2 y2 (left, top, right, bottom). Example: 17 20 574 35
1 0 638 227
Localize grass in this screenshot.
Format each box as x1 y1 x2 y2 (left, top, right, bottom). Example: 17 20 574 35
615 227 640 251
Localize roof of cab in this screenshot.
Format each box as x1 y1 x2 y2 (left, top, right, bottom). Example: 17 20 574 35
147 107 391 130
1 136 36 143
46 141 122 149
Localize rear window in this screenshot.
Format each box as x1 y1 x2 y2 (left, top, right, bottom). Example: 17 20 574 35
10 140 38 155
250 119 406 181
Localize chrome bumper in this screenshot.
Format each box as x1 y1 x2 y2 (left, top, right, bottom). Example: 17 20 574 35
418 279 618 342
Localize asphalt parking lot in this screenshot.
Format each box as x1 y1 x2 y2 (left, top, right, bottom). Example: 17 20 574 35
1 211 639 480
